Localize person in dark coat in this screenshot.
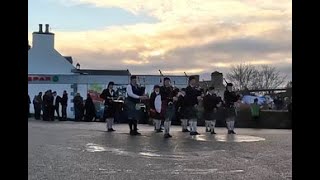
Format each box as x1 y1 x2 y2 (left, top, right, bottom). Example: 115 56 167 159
60 90 68 121
100 82 117 132
33 92 42 120
73 93 84 121
42 90 51 121
160 77 177 138
184 76 202 135
47 90 54 121
203 87 222 134
84 93 96 122
224 83 240 134
149 85 163 133
52 91 61 120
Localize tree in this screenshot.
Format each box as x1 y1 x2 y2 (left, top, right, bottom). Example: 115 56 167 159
226 63 259 90
226 63 287 90
254 65 287 89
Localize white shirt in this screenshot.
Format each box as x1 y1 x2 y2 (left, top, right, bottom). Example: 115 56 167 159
126 84 140 99
53 96 57 106
155 94 162 113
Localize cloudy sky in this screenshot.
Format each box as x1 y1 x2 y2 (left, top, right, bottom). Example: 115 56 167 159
28 0 292 81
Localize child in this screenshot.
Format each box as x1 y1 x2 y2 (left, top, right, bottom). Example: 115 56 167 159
149 85 163 133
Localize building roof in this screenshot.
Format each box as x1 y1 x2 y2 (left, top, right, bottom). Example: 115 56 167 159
64 56 73 64
211 71 222 75
72 69 130 76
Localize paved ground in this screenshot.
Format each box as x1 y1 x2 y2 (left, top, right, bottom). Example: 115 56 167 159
28 118 292 180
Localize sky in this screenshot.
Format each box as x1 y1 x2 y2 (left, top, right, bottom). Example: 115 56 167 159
28 0 292 81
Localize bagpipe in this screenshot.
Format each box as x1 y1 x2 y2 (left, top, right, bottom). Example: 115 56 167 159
135 79 148 111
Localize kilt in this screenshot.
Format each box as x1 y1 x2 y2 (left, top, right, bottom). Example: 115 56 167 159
103 104 115 119
149 109 163 120
203 111 217 121
225 106 236 120
197 108 204 120
184 106 198 119
165 103 175 121
124 99 139 120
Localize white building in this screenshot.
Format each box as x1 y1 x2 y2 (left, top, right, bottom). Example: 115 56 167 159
28 24 130 119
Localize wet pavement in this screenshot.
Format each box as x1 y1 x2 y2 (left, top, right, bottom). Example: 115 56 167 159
28 118 292 180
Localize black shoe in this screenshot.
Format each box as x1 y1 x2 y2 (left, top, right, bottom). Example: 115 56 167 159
228 130 232 134
133 131 141 135
164 134 170 138
156 129 163 133
168 134 172 138
194 132 200 135
130 131 135 135
107 129 113 132
111 128 116 131
211 131 216 134
231 130 236 134
182 129 190 132
190 132 196 135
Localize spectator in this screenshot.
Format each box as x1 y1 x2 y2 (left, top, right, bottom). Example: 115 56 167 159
250 98 261 127
84 93 96 122
73 93 84 121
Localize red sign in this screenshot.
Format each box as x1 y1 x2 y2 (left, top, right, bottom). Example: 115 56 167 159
28 76 51 81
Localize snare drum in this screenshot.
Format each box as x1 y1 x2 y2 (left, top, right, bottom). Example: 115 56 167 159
135 103 146 110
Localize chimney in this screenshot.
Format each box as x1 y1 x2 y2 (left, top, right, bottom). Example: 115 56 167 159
45 24 49 33
39 24 43 33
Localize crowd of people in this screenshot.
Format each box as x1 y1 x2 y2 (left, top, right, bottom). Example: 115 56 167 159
27 75 246 138
29 90 68 121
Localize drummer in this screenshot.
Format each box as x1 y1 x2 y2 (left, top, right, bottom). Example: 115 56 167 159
100 81 117 132
125 76 148 135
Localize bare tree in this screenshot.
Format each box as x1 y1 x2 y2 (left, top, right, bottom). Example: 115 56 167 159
226 63 287 90
252 65 287 89
226 63 258 90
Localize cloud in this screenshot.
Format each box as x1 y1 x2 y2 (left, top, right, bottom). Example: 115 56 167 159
29 0 292 81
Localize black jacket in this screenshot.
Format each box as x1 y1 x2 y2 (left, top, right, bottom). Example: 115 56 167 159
54 96 61 107
160 86 174 103
224 90 240 107
84 97 96 116
61 94 68 106
176 95 186 112
203 93 220 113
184 86 202 107
73 96 83 108
100 89 116 106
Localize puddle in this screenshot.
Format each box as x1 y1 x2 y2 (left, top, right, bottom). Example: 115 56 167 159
214 135 265 142
66 147 81 151
229 170 245 173
217 169 245 174
191 135 209 142
86 143 106 152
139 152 161 157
